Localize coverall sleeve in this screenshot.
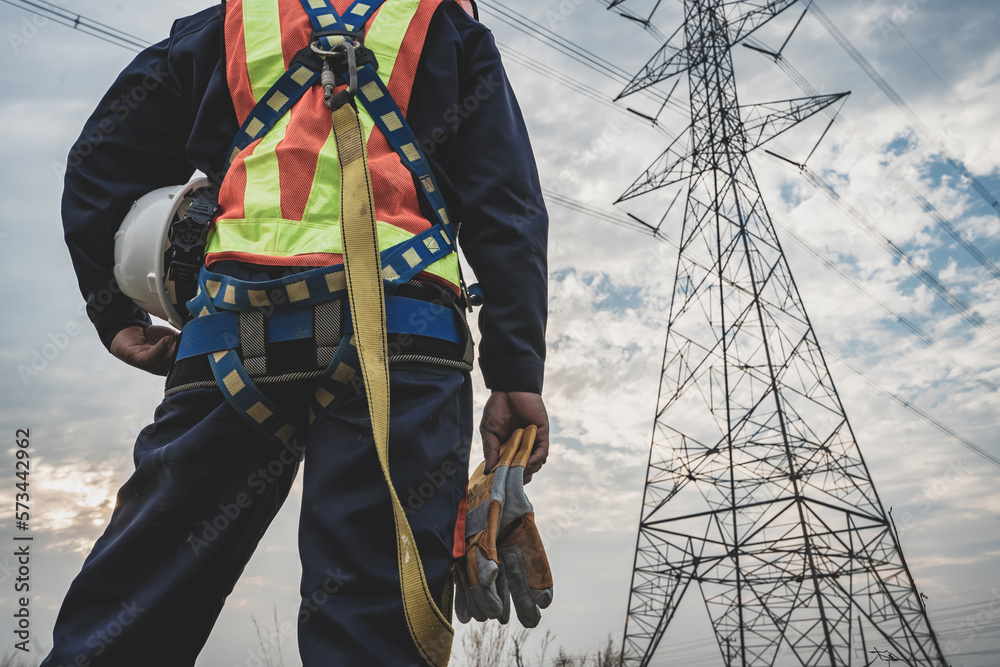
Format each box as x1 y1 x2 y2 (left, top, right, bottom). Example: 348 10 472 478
457 27 548 394
413 4 548 394
61 9 229 350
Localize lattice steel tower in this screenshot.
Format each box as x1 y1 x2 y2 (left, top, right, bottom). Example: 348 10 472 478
608 0 948 665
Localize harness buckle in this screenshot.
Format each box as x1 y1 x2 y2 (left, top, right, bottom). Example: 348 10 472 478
166 259 199 285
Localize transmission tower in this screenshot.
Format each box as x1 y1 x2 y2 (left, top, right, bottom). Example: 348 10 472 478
607 0 949 665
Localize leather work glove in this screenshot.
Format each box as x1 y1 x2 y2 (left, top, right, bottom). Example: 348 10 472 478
496 425 553 628
454 429 521 623
455 426 553 627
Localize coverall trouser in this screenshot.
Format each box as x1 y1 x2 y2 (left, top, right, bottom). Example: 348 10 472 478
40 364 472 667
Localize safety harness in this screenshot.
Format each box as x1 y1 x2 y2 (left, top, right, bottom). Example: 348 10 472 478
166 0 470 663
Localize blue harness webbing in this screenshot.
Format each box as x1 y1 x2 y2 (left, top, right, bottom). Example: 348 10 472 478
186 267 463 444
187 275 308 444
349 59 457 245
177 295 464 362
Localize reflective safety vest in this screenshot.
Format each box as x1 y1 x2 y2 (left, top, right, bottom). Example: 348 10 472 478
208 0 461 291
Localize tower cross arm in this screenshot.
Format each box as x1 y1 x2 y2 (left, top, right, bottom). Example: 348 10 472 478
617 24 689 100
726 0 802 45
616 127 698 202
740 92 849 152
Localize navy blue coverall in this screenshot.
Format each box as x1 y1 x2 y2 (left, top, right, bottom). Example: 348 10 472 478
46 1 547 664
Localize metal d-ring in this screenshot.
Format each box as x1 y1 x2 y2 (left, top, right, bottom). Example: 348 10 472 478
311 39 359 106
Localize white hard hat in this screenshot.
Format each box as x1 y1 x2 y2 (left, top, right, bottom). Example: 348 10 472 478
113 177 210 329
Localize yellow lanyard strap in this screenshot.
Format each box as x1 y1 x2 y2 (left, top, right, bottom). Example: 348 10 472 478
331 98 454 666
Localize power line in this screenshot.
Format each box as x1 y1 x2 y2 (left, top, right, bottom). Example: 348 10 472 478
595 0 668 41
770 217 1000 396
541 190 1000 471
1 0 149 51
743 35 1000 284
817 315 1000 471
808 0 1000 218
765 131 1000 350
496 40 678 139
868 0 960 101
798 164 1000 349
551 184 1000 403
478 0 687 115
479 0 627 77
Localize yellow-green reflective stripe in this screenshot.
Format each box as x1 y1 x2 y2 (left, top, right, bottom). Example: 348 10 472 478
241 0 286 221
301 123 345 226
242 0 284 102
364 0 419 82
301 0 419 222
206 217 459 282
242 113 290 221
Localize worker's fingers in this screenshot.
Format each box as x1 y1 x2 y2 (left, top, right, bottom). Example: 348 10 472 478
480 392 513 472
110 325 179 376
129 337 174 376
144 324 179 345
523 425 548 484
482 430 502 474
479 391 549 483
504 392 548 483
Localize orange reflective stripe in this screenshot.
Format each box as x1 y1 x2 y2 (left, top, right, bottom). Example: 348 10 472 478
278 0 312 67
365 0 442 238
217 139 255 222
386 0 439 114
203 249 345 267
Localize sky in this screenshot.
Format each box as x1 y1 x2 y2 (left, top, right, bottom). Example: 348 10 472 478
0 0 999 666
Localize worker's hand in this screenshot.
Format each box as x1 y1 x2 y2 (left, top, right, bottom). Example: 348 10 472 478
480 391 549 483
110 325 179 376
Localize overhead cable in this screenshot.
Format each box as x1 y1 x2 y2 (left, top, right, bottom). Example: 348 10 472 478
798 165 1000 349
479 0 626 76
765 132 1000 349
1 0 148 51
807 327 1000 470
595 0 668 41
542 192 1000 471
809 0 1000 218
496 42 678 139
771 218 1000 395
478 0 688 116
744 35 1000 284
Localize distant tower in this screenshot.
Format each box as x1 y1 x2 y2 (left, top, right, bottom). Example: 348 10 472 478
609 0 949 665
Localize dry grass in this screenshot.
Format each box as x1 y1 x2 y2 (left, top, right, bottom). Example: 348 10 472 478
458 624 623 667
251 607 289 667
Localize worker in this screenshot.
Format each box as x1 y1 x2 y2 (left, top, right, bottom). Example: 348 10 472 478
44 0 548 664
